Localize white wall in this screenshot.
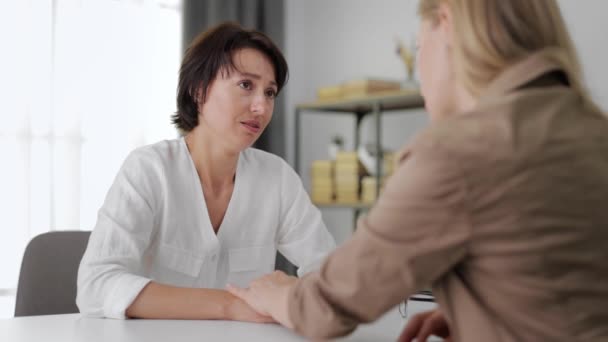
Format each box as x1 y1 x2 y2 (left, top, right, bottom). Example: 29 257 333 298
557 0 608 111
284 0 608 244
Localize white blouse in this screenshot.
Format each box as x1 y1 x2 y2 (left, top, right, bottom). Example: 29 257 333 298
76 138 335 319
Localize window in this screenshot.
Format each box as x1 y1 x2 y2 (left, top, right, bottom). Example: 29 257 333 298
0 0 182 318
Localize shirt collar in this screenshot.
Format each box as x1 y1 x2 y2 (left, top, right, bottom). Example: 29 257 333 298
478 47 569 103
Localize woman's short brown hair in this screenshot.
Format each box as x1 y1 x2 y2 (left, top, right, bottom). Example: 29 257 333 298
172 22 289 132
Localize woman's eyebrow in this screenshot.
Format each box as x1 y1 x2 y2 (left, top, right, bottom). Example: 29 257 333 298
236 71 278 87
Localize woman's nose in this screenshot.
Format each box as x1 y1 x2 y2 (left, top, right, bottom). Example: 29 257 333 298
251 95 270 114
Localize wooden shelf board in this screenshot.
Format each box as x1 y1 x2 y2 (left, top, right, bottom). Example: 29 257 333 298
296 89 424 113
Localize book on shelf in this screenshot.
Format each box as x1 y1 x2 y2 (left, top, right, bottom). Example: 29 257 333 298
335 151 359 163
311 151 388 206
310 159 334 204
334 172 359 183
341 79 401 98
335 158 365 175
311 160 333 178
311 159 333 171
383 152 396 176
317 84 343 101
312 181 334 199
361 176 388 203
334 163 364 175
335 181 359 191
316 78 403 101
311 177 333 188
335 193 360 204
312 189 334 204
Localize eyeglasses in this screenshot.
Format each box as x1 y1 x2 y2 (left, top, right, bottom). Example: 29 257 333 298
399 290 435 318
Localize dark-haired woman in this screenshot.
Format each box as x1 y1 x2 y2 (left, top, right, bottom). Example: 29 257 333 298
76 23 335 322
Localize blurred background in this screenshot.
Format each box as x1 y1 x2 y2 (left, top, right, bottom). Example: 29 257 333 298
0 0 606 318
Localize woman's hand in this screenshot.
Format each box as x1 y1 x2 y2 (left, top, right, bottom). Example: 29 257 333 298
227 271 297 329
398 308 451 342
225 295 276 323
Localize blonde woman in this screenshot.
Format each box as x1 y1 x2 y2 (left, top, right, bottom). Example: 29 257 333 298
228 1 608 341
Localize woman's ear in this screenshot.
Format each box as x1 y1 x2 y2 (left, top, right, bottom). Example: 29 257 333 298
193 85 205 116
195 85 205 104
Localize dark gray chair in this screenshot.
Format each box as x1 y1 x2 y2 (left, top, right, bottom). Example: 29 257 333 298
14 231 91 317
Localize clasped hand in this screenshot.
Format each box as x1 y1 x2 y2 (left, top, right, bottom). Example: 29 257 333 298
227 270 297 329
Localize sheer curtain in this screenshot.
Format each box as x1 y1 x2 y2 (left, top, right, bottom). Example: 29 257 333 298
0 0 182 317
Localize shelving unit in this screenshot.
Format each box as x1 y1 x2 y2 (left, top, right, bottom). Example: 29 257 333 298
294 89 425 209
293 91 434 304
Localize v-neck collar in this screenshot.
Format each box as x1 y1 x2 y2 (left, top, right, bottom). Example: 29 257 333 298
181 137 242 241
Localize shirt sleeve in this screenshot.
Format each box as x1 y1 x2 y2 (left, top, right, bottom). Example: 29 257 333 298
287 138 472 339
76 149 162 319
276 160 336 277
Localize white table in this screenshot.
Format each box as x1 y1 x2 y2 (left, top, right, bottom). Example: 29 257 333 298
1 302 438 342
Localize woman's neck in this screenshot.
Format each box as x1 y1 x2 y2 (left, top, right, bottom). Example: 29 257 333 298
185 130 238 194
453 83 477 115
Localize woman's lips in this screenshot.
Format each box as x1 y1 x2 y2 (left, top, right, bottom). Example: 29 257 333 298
241 120 261 133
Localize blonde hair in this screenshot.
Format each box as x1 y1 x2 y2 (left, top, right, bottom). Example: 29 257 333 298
418 0 593 105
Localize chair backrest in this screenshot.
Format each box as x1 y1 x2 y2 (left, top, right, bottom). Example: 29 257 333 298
14 231 91 317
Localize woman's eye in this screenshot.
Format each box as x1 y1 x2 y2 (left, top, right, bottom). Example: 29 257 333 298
265 89 277 98
239 81 252 90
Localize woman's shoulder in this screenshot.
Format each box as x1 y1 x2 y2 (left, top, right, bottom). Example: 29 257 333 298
411 116 480 155
119 138 186 180
126 138 184 166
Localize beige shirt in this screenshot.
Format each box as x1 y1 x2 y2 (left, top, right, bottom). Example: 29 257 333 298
288 51 608 341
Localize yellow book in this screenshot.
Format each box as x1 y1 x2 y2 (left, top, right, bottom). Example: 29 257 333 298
341 79 401 98
335 185 359 193
312 160 333 171
312 183 333 192
311 177 333 188
334 174 359 184
336 191 359 199
336 189 359 197
312 192 334 202
334 162 363 174
312 194 333 204
335 151 359 163
317 84 343 101
335 193 360 203
361 194 376 204
312 185 334 204
361 176 390 203
383 152 396 175
311 160 333 178
363 176 389 189
312 169 333 179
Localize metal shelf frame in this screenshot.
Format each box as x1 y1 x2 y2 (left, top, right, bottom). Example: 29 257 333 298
294 90 424 208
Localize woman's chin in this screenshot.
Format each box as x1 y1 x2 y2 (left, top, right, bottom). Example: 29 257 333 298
237 138 258 151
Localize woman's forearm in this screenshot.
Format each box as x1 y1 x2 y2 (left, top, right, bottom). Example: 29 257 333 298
125 282 269 321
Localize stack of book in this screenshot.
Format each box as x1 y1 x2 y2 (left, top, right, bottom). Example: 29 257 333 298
361 152 396 203
317 84 343 101
310 160 334 204
317 79 402 101
361 176 386 204
341 79 401 98
334 151 363 204
383 152 396 176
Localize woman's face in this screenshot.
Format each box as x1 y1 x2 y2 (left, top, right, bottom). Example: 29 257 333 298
417 9 459 121
197 48 277 153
